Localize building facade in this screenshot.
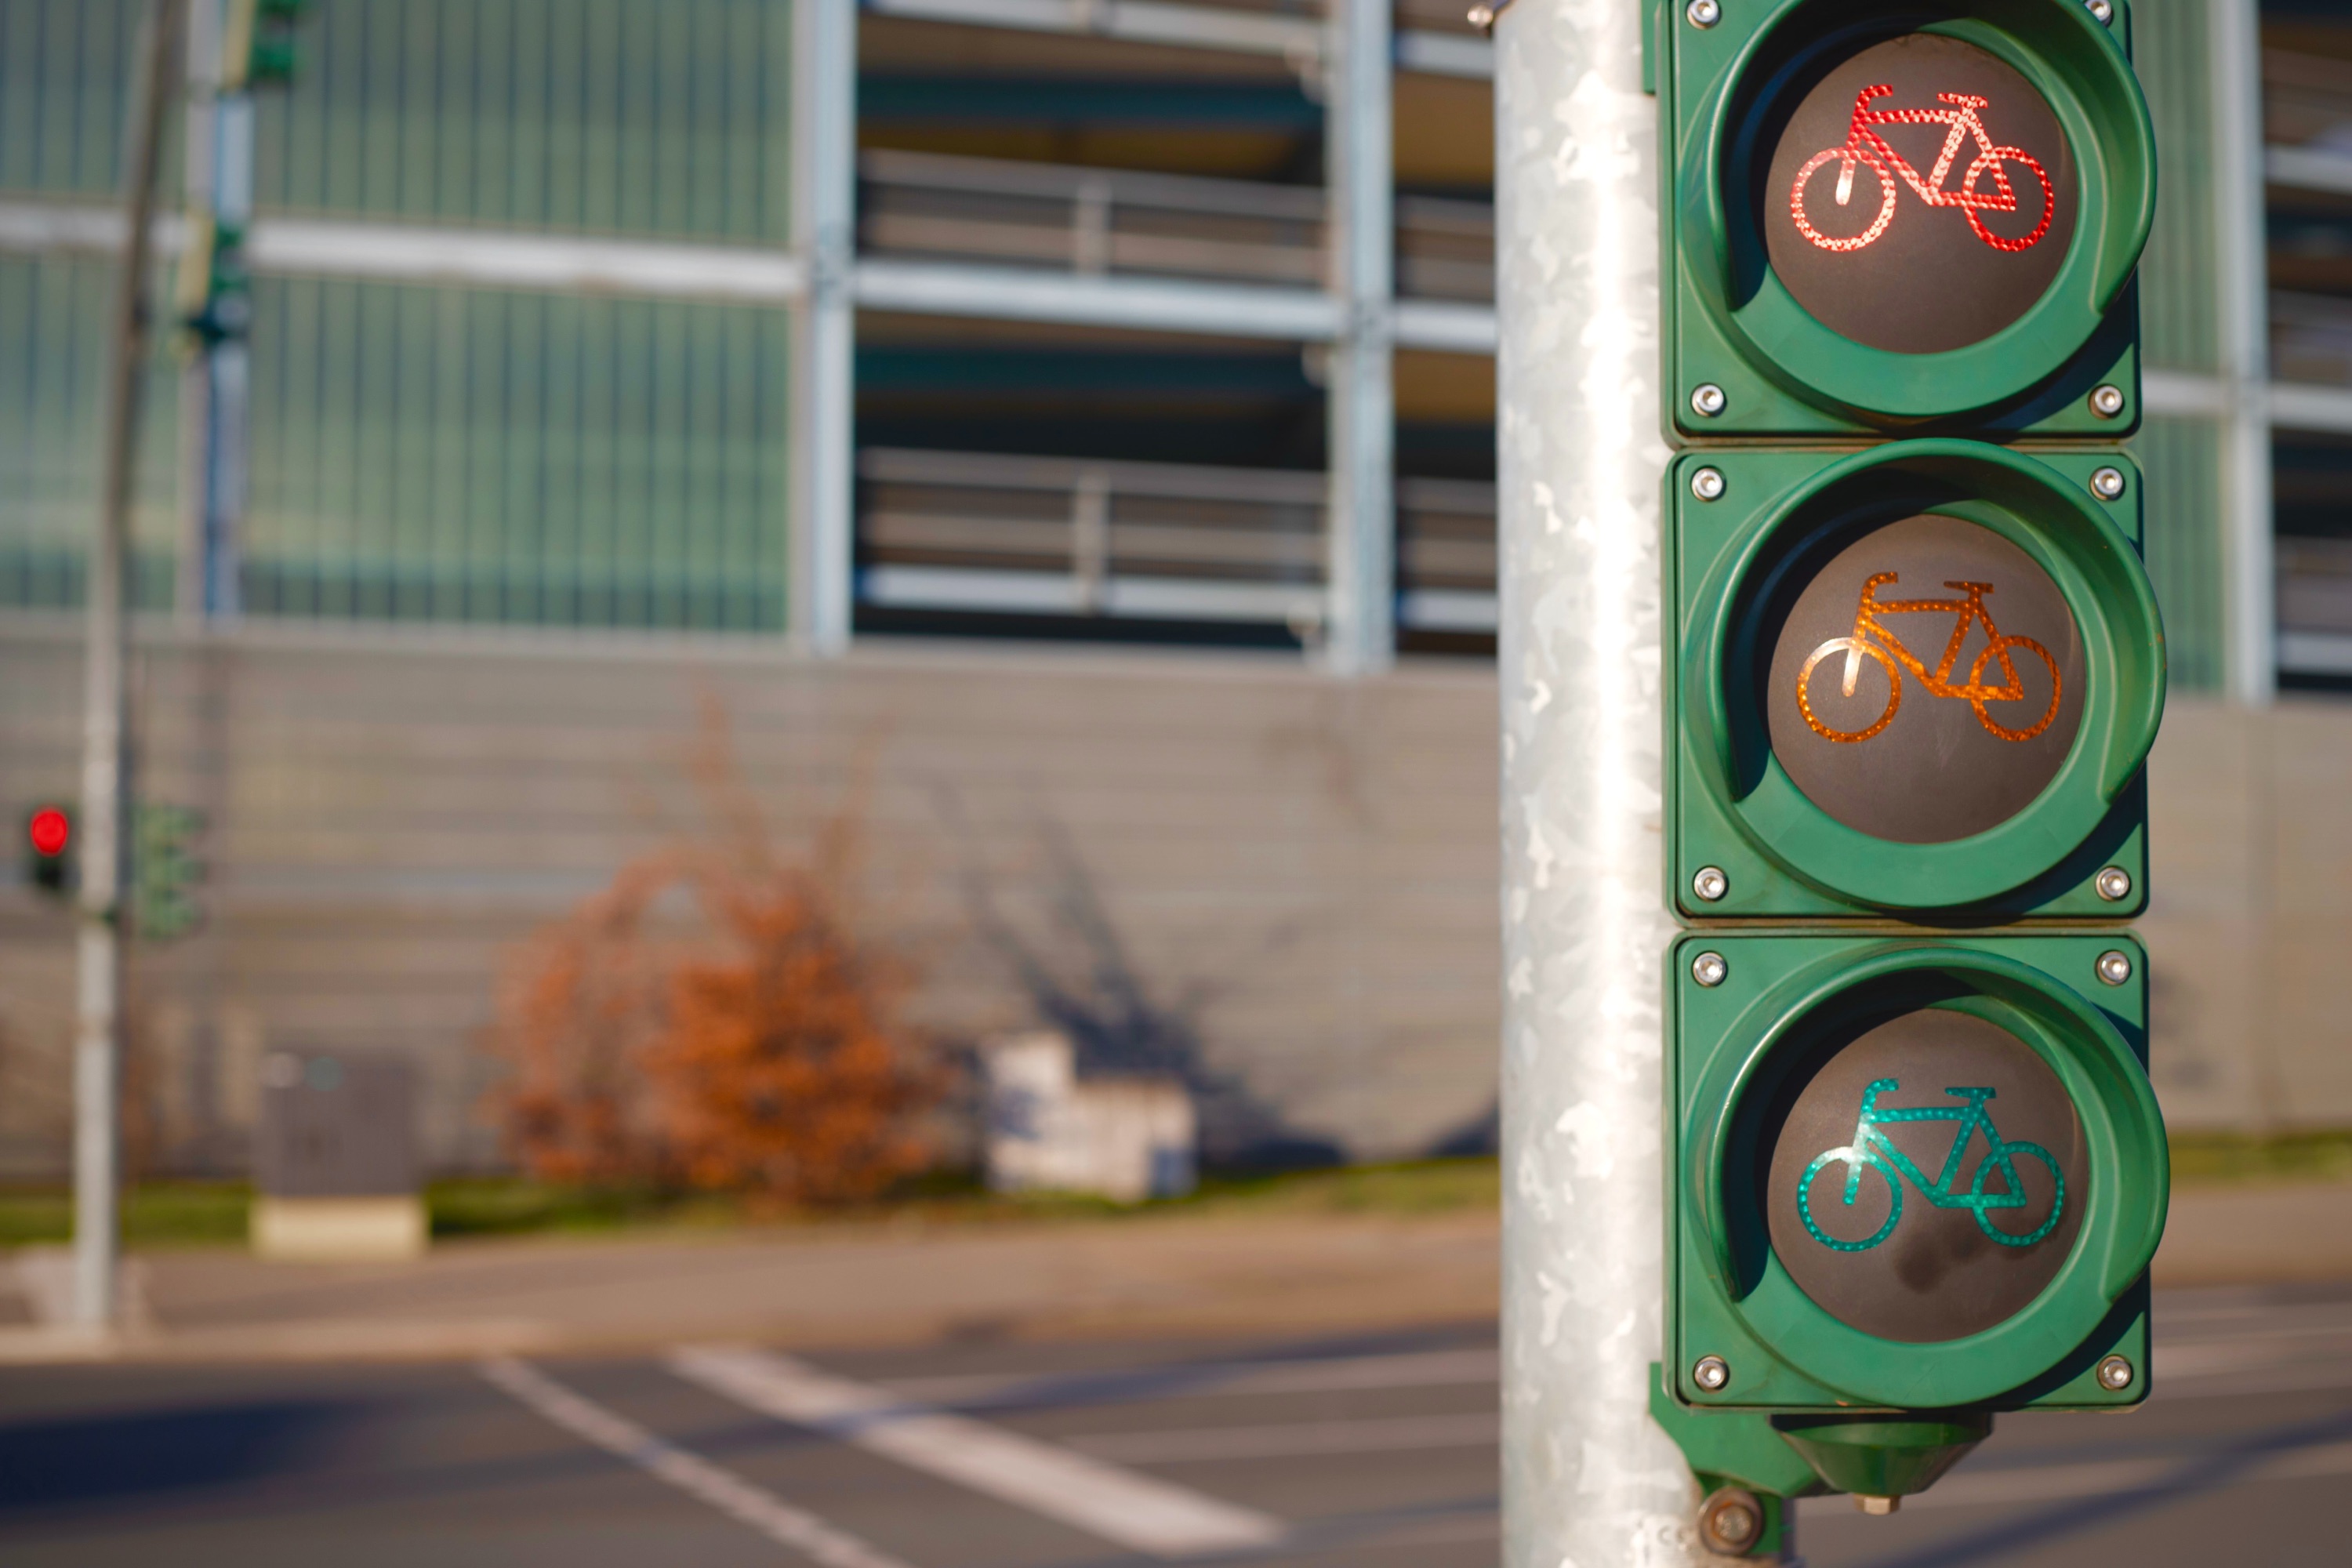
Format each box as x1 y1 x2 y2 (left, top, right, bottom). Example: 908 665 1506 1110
0 0 2346 1173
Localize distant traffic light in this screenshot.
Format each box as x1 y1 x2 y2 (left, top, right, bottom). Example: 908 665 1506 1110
241 0 318 88
135 804 207 942
174 213 253 346
24 804 72 897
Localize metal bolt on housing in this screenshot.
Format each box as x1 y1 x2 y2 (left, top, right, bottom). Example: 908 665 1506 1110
2098 1354 2136 1391
2086 0 2114 23
1693 1354 1730 1390
2096 949 2134 986
1690 383 1727 417
2090 383 2125 417
1697 1486 1764 1557
2090 466 2127 500
1691 951 1729 988
1686 0 1721 27
2095 866 2133 901
1692 865 1729 902
1690 466 1726 501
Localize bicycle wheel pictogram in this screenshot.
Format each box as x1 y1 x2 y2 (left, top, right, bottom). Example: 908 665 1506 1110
1959 147 2056 252
1966 636 2062 741
1796 637 1903 742
1967 1141 2066 1247
1791 147 1898 252
1797 1149 1902 1253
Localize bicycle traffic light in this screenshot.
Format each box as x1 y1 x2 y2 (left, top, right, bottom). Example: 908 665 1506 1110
1650 0 2167 1527
24 804 72 898
1666 441 2163 920
1658 931 2164 1508
1659 0 2154 438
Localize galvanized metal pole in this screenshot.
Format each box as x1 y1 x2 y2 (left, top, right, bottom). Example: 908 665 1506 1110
1323 0 1396 675
2211 0 2273 707
78 0 183 1331
1496 0 1708 1562
790 0 857 657
174 0 218 624
176 0 251 623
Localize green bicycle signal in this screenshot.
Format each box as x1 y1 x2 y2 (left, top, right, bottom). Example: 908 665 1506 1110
1799 1078 2065 1253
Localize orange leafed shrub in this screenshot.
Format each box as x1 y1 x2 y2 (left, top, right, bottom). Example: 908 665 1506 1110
645 869 932 1202
492 859 675 1185
486 715 936 1204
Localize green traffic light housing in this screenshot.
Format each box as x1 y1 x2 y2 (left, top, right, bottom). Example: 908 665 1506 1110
1664 931 2166 1497
1659 0 2155 438
1666 440 2164 920
232 0 316 89
134 804 206 941
173 216 253 346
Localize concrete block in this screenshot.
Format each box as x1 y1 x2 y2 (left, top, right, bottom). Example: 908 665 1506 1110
250 1195 429 1261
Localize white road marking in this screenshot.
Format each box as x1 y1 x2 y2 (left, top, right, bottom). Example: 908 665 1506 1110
1066 1410 1496 1464
669 1344 1286 1559
880 1347 1497 1406
479 1356 914 1568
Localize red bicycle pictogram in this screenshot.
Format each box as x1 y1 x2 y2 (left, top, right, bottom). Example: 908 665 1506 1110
1791 85 2056 255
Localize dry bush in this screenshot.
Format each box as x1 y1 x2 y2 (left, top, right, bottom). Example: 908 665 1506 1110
490 858 677 1185
648 840 933 1203
485 708 936 1204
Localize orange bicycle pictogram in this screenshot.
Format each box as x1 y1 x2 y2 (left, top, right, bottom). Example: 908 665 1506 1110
1797 572 2061 744
1791 85 2056 255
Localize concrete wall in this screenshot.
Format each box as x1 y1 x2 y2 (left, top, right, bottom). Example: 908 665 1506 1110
0 618 1501 1175
0 615 2341 1177
2142 697 2352 1131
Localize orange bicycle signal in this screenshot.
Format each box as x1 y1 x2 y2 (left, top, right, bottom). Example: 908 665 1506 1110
1791 85 2056 255
1796 572 2062 744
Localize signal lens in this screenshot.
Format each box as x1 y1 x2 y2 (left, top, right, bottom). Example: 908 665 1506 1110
27 807 69 858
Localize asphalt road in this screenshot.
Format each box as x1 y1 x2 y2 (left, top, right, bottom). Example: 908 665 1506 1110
0 1283 2347 1567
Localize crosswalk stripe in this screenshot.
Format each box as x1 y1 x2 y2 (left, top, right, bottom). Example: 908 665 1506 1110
670 1344 1287 1559
481 1356 916 1568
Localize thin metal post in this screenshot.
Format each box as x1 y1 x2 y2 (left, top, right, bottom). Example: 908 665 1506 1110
2212 0 2273 706
1323 0 1395 674
1496 0 1708 1562
174 0 218 623
176 0 252 622
790 0 857 656
78 0 183 1332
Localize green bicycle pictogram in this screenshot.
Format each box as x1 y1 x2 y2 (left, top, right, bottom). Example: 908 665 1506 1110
1798 1077 2064 1252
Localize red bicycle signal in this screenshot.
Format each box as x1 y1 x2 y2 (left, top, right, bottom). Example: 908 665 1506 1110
27 806 70 858
1791 85 2056 255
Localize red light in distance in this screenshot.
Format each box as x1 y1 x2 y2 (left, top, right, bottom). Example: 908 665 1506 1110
27 807 70 858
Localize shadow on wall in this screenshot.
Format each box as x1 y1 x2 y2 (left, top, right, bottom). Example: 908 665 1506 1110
949 808 1345 1172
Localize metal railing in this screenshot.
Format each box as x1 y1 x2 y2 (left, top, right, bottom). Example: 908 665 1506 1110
2274 292 2352 390
858 447 1495 633
2266 48 2352 153
2266 47 2352 198
858 151 1494 303
2279 535 2352 677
